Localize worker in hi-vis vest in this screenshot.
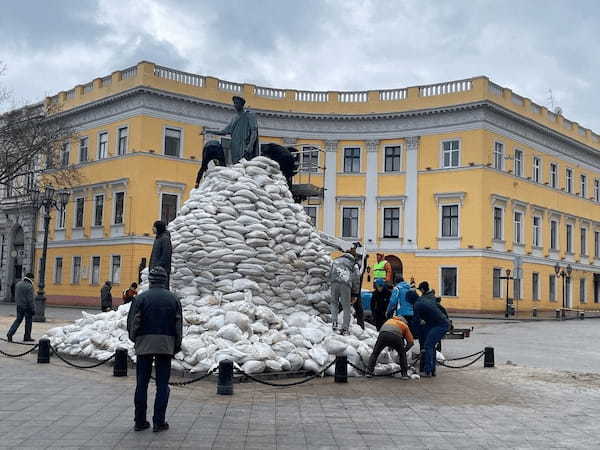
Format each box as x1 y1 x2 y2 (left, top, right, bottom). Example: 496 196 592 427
372 253 393 288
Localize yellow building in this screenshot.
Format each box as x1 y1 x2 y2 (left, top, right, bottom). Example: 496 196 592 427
4 60 599 312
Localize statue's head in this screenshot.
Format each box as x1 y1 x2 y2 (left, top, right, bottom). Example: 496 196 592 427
232 96 246 112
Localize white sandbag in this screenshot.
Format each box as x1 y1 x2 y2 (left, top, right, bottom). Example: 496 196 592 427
224 311 250 331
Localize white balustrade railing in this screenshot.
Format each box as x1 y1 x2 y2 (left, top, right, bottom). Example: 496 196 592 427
295 91 329 102
547 111 557 122
218 80 243 92
254 86 285 99
66 89 76 99
101 75 112 86
488 82 503 96
563 119 573 130
592 133 600 143
154 65 204 87
338 91 368 103
530 103 541 114
420 79 472 97
83 82 93 94
121 66 138 79
511 93 524 106
379 89 407 101
578 126 586 136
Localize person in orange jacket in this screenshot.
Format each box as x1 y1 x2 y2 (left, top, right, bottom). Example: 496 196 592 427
367 315 414 378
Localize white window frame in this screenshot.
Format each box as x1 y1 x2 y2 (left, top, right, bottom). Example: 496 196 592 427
493 206 504 241
53 257 63 284
112 191 125 225
439 266 458 298
110 255 121 285
580 278 587 304
440 139 460 169
163 126 183 158
342 147 361 174
440 203 460 238
300 145 320 173
594 179 600 202
61 142 71 167
55 205 66 230
492 267 503 298
532 272 540 301
79 136 89 163
550 163 558 188
493 141 504 170
383 145 402 172
160 192 181 224
566 223 574 254
595 230 600 259
532 215 542 247
73 196 85 229
513 210 524 245
72 256 82 284
116 126 128 156
97 131 108 159
581 227 588 256
303 205 319 227
566 168 573 193
93 194 104 227
532 156 541 183
550 219 559 250
514 149 523 177
90 256 101 286
580 174 587 198
382 206 401 239
549 275 557 302
341 206 360 238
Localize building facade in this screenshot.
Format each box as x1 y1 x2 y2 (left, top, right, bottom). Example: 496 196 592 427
2 60 599 312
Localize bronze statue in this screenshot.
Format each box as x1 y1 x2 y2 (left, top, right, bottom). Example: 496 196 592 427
201 96 258 165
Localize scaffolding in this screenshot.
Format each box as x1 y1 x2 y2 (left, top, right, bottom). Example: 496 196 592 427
289 145 326 204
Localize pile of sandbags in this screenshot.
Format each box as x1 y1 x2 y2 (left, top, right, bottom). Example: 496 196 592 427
45 157 419 377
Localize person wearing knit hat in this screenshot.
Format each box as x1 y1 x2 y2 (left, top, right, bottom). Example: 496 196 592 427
127 266 183 432
150 220 172 290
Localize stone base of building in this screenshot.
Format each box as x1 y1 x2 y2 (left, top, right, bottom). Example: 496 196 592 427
47 295 126 309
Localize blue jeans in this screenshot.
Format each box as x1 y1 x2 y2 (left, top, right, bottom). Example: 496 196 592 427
422 323 449 374
135 354 172 426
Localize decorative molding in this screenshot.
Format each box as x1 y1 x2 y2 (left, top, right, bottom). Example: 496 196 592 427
434 192 466 206
324 140 339 152
490 194 509 205
376 195 407 206
511 199 529 210
405 136 420 151
156 180 186 191
336 196 366 206
366 140 379 152
71 178 129 193
282 137 297 145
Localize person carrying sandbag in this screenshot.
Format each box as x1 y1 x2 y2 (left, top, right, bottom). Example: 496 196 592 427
329 246 360 335
366 315 414 378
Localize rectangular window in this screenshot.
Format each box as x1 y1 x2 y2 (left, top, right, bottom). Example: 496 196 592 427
442 140 459 168
514 149 523 177
61 142 70 167
566 224 573 253
550 163 557 188
164 128 181 157
98 132 108 159
343 148 361 173
532 157 541 183
566 168 573 193
441 267 457 297
111 255 121 284
94 194 104 227
56 205 66 229
550 220 558 250
493 268 502 298
441 205 459 237
342 207 359 238
595 231 600 258
532 272 539 301
301 146 319 172
304 206 317 226
549 275 556 302
54 257 63 284
595 179 600 202
117 127 128 156
79 137 88 163
513 211 523 244
580 278 586 303
581 227 587 256
493 142 504 169
384 146 402 172
75 197 84 228
161 193 178 224
493 207 503 240
114 192 124 225
91 256 100 285
72 256 81 284
580 174 587 197
513 278 521 301
383 207 400 238
532 216 541 247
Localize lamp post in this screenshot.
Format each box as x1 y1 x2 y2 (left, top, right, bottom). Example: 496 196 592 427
29 186 70 322
499 268 514 318
554 263 573 316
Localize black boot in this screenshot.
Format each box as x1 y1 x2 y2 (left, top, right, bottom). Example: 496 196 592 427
153 423 169 433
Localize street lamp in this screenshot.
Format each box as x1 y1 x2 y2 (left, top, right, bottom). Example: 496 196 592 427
29 185 70 322
499 268 514 319
554 263 573 317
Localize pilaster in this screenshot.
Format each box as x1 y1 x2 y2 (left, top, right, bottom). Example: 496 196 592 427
404 136 420 249
365 140 379 247
324 140 338 235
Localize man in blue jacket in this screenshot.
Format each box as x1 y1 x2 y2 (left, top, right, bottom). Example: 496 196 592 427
408 281 450 377
127 267 183 432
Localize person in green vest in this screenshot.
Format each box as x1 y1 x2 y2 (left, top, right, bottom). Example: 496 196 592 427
372 253 393 288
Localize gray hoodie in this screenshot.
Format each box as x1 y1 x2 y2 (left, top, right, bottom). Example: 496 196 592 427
329 253 360 292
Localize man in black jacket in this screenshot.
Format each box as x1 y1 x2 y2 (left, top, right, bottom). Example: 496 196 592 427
150 220 172 289
127 267 183 432
370 278 391 330
6 273 35 342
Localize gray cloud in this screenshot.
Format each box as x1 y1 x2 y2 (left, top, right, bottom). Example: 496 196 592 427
1 0 600 131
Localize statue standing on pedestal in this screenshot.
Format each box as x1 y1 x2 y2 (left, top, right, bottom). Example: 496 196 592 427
203 96 259 165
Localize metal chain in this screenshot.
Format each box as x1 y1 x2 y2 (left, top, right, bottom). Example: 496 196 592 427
0 344 39 358
438 353 484 369
233 360 335 387
444 351 484 362
151 369 216 386
50 346 116 369
0 337 37 346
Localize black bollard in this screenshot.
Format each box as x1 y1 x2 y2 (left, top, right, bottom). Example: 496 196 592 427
334 355 348 383
113 348 128 377
217 360 233 395
419 351 425 373
561 309 566 320
532 308 537 318
555 309 560 320
580 311 585 320
484 347 495 368
37 338 50 364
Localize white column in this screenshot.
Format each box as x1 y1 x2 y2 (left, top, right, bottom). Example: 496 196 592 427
365 140 379 246
324 140 338 235
404 136 419 249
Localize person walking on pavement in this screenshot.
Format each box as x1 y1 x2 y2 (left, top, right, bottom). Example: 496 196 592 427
6 273 35 342
329 246 360 335
408 281 450 377
370 278 391 330
372 253 393 288
150 220 173 290
122 282 138 304
100 281 113 312
127 267 183 433
367 315 414 378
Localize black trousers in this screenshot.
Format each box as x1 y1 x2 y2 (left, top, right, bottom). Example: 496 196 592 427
7 305 33 340
135 354 172 426
353 296 364 329
367 331 408 376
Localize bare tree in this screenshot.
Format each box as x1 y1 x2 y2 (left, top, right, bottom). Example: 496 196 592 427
0 62 82 197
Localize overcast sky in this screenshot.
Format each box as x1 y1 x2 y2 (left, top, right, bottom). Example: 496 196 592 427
1 0 599 130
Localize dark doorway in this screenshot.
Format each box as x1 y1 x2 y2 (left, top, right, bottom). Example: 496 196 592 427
384 255 403 282
10 226 25 302
594 274 600 304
